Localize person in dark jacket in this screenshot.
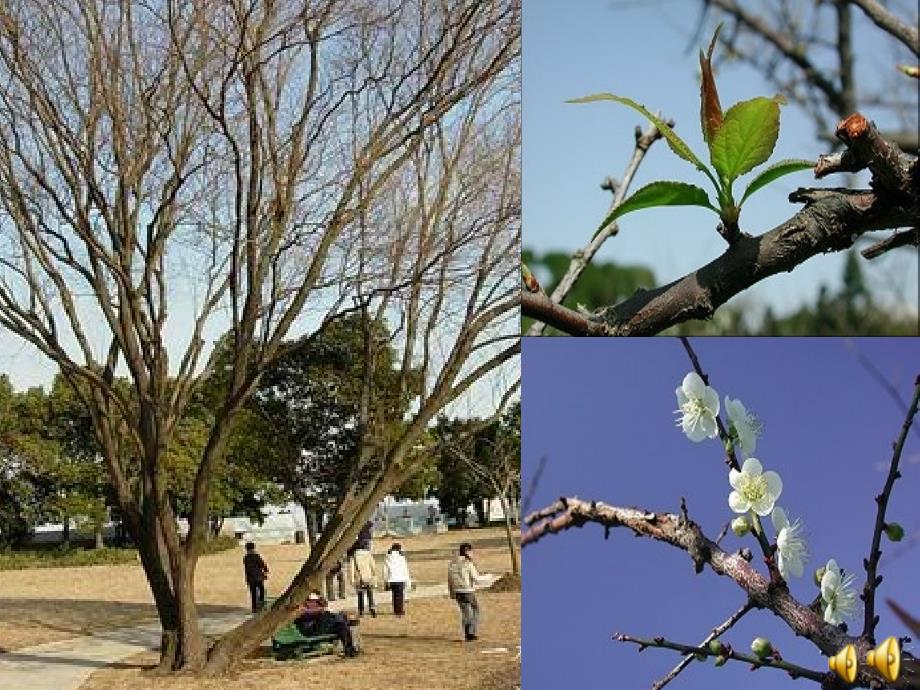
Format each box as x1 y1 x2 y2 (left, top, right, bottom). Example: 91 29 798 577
243 542 269 613
355 520 374 550
295 591 359 657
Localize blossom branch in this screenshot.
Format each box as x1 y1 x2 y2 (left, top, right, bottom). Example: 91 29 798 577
526 121 667 336
522 497 913 688
614 633 830 685
679 337 778 577
862 377 920 640
651 601 754 690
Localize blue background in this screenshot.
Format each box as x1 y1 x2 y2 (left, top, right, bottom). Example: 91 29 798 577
522 337 919 689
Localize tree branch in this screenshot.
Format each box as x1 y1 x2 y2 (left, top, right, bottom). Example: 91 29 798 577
862 378 920 641
861 227 919 259
526 121 667 336
522 496 914 688
521 291 608 336
651 601 754 690
849 0 920 57
523 117 918 336
615 633 830 685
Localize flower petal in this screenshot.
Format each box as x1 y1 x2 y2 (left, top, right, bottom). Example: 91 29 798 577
751 493 775 516
683 417 709 442
699 414 718 439
682 372 705 397
741 457 763 477
728 468 744 490
787 557 804 578
703 387 720 415
728 491 750 513
771 507 788 533
822 570 840 601
763 471 783 500
676 387 688 407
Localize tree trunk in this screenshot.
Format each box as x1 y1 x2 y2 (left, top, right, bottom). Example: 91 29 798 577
306 510 319 547
61 514 70 550
173 561 207 670
94 524 104 549
498 493 520 576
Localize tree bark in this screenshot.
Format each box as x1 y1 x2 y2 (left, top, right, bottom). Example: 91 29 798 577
61 514 70 550
498 493 520 576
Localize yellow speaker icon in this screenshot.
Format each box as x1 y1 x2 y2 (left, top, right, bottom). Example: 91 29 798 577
866 636 900 682
829 644 857 683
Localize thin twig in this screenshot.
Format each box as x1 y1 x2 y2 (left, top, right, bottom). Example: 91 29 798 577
651 601 754 690
521 291 608 336
849 0 920 57
861 228 919 260
614 633 829 684
526 121 666 336
862 377 920 640
521 456 548 517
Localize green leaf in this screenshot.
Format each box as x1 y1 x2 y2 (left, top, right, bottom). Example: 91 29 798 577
739 159 814 205
569 93 707 172
597 181 717 231
710 96 784 182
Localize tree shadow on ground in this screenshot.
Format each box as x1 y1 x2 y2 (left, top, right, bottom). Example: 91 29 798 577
0 598 247 650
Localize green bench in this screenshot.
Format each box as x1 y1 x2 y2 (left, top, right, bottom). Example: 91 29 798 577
263 597 358 661
271 622 339 661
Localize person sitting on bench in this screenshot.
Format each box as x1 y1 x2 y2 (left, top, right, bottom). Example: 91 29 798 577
294 591 359 657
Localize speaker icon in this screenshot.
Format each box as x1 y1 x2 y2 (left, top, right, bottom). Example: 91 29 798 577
867 637 901 683
828 637 901 683
828 644 857 683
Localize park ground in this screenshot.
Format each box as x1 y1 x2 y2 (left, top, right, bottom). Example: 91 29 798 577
0 527 520 690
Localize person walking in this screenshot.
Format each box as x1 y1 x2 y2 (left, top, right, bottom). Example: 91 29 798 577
383 543 412 616
447 542 488 641
243 541 270 613
350 546 378 617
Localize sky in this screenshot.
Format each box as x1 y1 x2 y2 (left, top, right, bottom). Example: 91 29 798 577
522 337 920 689
523 0 919 319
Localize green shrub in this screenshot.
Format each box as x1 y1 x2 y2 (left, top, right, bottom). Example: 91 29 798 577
199 535 240 555
0 534 238 570
0 546 139 570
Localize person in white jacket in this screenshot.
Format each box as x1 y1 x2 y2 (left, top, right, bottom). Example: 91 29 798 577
383 543 412 616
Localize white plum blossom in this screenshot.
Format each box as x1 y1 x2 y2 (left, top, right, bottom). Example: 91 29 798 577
771 507 808 579
675 372 720 442
821 559 859 625
725 397 762 457
728 458 783 516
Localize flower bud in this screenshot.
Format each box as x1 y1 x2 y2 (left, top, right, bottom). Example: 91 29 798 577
713 655 728 667
751 637 773 659
709 640 725 656
884 522 905 542
731 516 751 537
813 566 826 587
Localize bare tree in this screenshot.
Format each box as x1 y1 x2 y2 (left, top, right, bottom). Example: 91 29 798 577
442 395 521 576
0 0 519 674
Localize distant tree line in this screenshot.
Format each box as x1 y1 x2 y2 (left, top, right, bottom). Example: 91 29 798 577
1 316 517 550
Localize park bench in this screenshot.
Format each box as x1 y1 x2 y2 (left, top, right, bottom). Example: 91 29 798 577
263 598 361 661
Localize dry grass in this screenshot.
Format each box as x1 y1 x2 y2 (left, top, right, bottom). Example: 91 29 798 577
79 592 520 690
0 528 520 689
